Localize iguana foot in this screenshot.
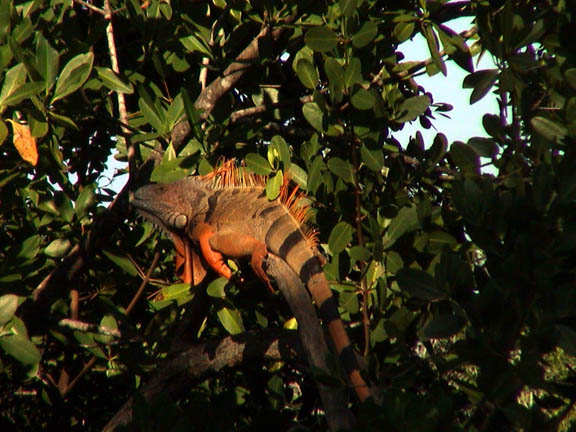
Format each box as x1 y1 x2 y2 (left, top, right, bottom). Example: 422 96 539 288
190 223 233 280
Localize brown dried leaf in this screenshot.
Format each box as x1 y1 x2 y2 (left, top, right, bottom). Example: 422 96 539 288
7 120 38 166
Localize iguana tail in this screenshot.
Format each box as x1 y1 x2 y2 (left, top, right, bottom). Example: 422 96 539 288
265 216 372 402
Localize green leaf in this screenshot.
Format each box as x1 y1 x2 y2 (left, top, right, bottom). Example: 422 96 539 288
245 153 272 175
327 157 354 184
531 116 567 143
75 183 96 218
426 133 448 167
422 25 447 76
302 102 343 136
96 67 134 94
103 249 138 276
393 21 415 43
95 315 118 344
329 221 353 255
467 137 499 158
296 58 318 89
0 317 41 366
360 143 384 172
566 69 576 90
0 81 45 107
349 245 371 261
288 163 307 189
450 141 480 174
52 52 94 103
266 171 283 200
207 278 227 298
396 268 445 302
305 27 339 53
44 238 72 258
419 315 465 340
0 295 19 326
270 135 291 169
351 87 374 110
216 301 245 335
0 119 8 145
17 235 42 260
383 205 419 248
463 69 498 104
180 34 212 57
344 57 362 89
351 21 378 48
307 155 325 193
138 94 166 134
324 57 345 103
160 283 193 301
339 0 358 18
36 33 59 92
0 63 26 108
396 95 431 123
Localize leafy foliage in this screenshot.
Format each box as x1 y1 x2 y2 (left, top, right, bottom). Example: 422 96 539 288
1 0 576 430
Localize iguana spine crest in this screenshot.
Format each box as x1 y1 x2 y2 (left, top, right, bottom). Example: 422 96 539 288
202 159 318 246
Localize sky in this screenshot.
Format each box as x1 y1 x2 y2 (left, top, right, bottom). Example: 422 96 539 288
394 17 498 146
102 17 497 192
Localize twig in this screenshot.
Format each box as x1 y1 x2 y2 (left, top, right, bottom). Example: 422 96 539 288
126 251 161 315
59 319 122 338
171 19 295 149
104 0 135 177
73 0 105 15
350 139 371 357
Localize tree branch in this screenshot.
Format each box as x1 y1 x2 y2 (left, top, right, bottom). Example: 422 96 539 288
102 329 302 431
171 21 293 149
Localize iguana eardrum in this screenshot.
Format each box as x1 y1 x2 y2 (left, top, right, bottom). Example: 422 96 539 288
131 161 371 402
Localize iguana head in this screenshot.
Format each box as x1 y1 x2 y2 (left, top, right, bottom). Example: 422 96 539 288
130 177 210 235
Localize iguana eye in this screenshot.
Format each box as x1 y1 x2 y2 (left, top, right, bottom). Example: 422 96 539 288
172 214 187 229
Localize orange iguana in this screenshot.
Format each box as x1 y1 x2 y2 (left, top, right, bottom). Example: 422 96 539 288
130 161 371 402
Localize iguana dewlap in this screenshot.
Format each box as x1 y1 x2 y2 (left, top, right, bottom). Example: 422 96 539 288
130 164 371 402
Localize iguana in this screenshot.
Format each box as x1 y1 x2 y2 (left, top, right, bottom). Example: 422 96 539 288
130 160 371 402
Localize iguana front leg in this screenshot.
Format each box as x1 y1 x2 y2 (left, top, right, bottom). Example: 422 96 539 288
189 223 232 280
190 222 273 291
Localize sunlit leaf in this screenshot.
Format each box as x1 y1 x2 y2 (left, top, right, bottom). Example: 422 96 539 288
52 52 94 103
7 120 38 165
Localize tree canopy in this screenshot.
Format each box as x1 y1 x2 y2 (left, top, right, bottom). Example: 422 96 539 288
1 0 576 430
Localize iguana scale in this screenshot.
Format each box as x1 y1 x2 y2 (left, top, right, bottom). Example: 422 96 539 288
131 161 371 402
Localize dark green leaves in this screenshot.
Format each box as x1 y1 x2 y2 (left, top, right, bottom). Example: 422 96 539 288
463 69 499 104
305 27 339 53
296 59 319 89
329 221 353 255
351 21 378 48
396 268 445 302
531 116 568 143
396 95 431 123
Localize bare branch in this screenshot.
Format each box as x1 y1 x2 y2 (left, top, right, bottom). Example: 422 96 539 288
171 21 294 149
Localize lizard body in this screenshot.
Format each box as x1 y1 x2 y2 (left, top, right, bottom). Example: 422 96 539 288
131 164 371 402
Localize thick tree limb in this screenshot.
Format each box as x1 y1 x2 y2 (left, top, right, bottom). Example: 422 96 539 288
171 22 293 149
103 254 355 432
102 328 301 431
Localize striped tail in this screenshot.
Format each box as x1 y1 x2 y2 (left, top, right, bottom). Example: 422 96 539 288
265 214 371 402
